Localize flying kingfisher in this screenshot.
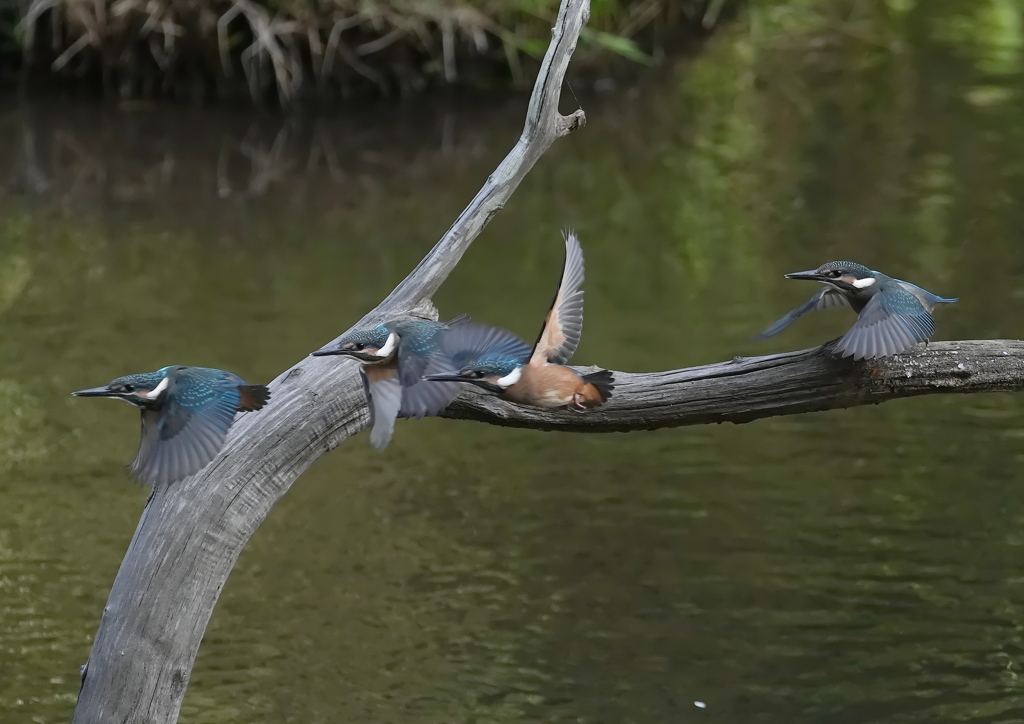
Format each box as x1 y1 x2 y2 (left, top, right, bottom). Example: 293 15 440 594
73 366 270 487
311 314 471 448
423 230 614 411
752 260 957 360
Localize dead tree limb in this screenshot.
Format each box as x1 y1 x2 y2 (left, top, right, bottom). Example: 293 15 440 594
71 1 590 722
442 340 1024 430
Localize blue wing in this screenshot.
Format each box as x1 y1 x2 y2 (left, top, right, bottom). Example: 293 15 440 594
751 287 849 341
834 287 936 360
129 368 258 486
131 390 238 487
399 354 465 420
393 315 470 389
437 322 533 371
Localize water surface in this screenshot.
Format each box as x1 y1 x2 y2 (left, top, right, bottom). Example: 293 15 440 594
3 4 1024 722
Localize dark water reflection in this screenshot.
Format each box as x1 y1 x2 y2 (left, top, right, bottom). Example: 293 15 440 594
4 4 1024 722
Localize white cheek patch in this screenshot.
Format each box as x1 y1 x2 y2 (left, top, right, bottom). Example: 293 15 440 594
144 376 170 399
495 366 522 389
853 277 876 289
376 332 397 358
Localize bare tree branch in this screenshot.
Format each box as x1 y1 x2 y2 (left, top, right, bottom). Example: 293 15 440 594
71 1 591 722
443 340 1024 430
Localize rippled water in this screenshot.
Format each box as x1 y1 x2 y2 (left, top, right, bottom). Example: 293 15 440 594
4 3 1024 722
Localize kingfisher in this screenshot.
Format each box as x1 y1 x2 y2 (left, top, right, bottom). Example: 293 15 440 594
423 230 614 411
752 260 957 360
311 314 471 448
73 366 270 487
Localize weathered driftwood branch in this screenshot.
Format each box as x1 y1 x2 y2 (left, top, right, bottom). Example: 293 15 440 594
442 340 1024 430
71 1 590 722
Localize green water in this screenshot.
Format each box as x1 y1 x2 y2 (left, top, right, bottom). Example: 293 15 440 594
4 2 1024 722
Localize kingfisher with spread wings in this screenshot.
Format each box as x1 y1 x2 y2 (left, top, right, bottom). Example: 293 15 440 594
423 230 614 411
311 314 471 448
73 365 270 487
752 260 957 360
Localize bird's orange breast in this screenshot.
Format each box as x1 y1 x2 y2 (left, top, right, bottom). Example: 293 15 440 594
503 364 587 409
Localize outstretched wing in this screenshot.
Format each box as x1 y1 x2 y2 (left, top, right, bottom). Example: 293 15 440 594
437 322 533 371
834 288 936 360
363 366 403 449
530 230 585 366
130 387 239 487
751 287 849 341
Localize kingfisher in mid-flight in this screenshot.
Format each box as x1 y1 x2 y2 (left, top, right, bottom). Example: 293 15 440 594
73 365 270 487
752 260 957 360
423 230 614 411
311 314 471 448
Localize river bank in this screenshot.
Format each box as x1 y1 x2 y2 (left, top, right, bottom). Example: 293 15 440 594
0 0 738 105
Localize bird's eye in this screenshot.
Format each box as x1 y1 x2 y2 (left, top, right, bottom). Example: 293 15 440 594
121 384 135 393
353 343 365 350
829 270 842 278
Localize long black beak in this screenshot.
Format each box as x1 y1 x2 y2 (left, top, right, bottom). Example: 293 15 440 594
422 374 465 383
312 348 381 363
310 348 349 357
72 386 117 397
784 269 824 281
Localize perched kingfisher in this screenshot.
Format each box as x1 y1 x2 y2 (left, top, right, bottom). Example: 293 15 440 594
752 260 958 360
423 231 614 411
311 314 471 448
73 366 270 487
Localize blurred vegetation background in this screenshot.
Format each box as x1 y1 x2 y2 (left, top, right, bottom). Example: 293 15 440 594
0 0 726 103
0 0 1019 104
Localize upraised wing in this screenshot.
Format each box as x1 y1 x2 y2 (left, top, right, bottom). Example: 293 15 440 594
751 287 849 341
834 287 936 360
531 230 585 366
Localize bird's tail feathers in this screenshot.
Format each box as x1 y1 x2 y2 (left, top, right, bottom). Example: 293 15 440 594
583 369 614 403
237 384 271 412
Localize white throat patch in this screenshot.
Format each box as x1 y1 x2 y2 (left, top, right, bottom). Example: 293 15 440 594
144 376 171 400
852 277 876 289
495 366 522 389
376 332 398 359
